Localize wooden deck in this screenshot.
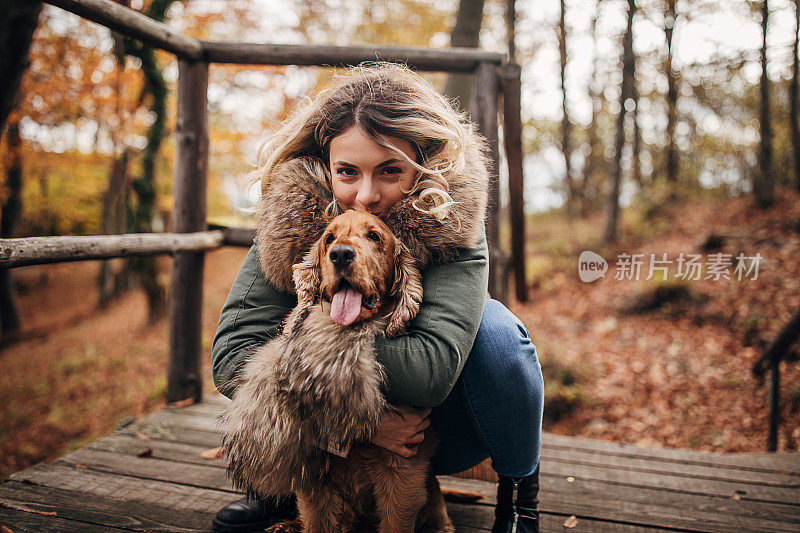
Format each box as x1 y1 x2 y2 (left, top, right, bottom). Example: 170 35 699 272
1 394 798 532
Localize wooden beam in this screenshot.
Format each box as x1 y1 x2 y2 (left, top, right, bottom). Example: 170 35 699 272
45 0 203 60
201 42 503 71
0 231 223 268
207 225 256 248
500 62 527 302
167 60 209 405
472 61 506 302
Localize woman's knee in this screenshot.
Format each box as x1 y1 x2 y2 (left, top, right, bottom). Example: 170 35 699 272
470 300 542 381
465 299 544 412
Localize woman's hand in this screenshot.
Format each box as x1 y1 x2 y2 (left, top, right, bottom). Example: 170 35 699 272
371 405 431 457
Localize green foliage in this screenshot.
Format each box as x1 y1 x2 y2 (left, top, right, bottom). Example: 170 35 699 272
17 147 111 236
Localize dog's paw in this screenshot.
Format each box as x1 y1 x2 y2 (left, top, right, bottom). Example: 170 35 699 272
265 519 303 533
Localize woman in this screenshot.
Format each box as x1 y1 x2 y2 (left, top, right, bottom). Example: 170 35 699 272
211 62 544 533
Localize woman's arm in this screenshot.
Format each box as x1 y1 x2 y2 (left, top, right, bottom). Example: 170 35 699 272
211 245 296 397
212 228 489 406
375 228 489 407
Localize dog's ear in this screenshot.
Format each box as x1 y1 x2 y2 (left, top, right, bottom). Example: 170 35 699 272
284 237 323 336
386 240 423 337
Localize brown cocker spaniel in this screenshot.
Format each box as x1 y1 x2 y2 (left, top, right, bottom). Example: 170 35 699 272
222 210 454 533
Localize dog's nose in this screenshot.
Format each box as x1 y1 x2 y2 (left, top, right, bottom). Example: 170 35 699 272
329 245 356 269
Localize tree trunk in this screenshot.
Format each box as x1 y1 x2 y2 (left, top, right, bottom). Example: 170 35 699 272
0 118 23 334
756 0 774 208
444 0 485 114
98 150 130 307
580 2 602 215
123 0 177 323
604 0 635 244
99 28 131 308
559 0 575 217
0 1 42 129
0 1 41 336
664 0 679 185
792 0 800 192
506 0 516 62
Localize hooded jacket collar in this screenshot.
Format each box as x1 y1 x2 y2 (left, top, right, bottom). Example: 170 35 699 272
254 134 489 294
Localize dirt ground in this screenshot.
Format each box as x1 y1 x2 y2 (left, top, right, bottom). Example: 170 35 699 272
2 187 799 480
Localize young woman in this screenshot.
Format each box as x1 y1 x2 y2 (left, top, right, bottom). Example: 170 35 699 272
211 62 544 533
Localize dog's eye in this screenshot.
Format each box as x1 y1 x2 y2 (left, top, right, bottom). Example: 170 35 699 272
325 233 335 246
366 230 381 244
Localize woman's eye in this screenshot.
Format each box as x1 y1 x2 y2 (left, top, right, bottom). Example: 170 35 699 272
366 230 381 243
383 166 402 175
336 167 357 176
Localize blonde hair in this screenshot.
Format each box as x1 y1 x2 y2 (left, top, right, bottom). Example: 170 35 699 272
256 61 472 221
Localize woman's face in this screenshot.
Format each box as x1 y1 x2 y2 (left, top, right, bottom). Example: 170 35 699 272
329 126 418 214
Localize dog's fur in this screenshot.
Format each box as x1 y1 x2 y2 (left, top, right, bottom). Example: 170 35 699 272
223 126 490 531
222 211 453 532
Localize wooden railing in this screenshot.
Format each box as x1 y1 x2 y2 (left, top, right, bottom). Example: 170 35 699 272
752 307 800 451
2 0 527 404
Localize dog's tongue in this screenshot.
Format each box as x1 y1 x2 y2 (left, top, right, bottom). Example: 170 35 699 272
330 285 363 326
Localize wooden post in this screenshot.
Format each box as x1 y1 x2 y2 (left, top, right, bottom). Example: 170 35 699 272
167 60 208 404
499 62 527 302
472 61 506 303
767 356 780 451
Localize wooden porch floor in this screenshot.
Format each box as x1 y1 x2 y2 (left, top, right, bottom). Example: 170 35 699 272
1 394 798 532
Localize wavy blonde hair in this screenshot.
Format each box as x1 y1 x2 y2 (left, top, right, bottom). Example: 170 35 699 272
255 61 473 221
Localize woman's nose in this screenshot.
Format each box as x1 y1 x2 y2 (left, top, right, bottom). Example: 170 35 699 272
354 178 380 209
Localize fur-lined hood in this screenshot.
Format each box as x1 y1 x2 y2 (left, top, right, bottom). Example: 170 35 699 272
255 132 490 294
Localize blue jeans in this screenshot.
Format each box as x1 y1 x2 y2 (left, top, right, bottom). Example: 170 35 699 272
430 298 544 478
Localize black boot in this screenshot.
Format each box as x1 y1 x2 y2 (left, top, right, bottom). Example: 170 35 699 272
212 493 298 532
491 466 540 533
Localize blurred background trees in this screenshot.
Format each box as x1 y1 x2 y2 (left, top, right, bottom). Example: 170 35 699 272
1 0 799 323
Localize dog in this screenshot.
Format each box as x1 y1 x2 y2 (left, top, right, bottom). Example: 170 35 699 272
222 210 455 533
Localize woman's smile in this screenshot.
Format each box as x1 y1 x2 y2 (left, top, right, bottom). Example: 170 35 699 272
329 126 419 214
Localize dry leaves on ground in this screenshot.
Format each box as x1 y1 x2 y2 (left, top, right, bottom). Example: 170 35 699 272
201 447 225 460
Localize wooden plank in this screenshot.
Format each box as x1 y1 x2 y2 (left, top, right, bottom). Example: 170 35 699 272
201 42 502 71
542 447 800 492
88 433 223 467
45 0 202 59
543 433 800 475
59 440 800 532
130 410 800 496
8 463 236 514
120 413 223 448
441 476 800 532
59 448 231 491
0 506 131 532
167 59 209 404
0 231 223 268
0 480 211 532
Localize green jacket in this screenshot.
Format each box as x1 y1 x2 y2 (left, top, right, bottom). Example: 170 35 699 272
212 127 491 408
211 228 489 407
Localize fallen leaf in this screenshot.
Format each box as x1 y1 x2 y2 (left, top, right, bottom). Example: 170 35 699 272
74 463 87 470
2 525 15 533
137 448 153 458
731 493 741 500
563 515 578 528
169 398 195 408
37 511 57 517
201 447 225 460
135 433 151 441
566 476 575 483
